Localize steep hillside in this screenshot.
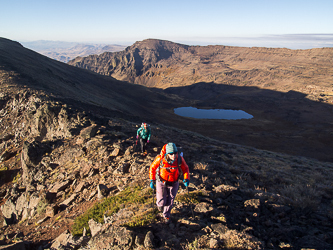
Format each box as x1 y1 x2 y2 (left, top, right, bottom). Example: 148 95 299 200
0 38 332 249
0 38 186 120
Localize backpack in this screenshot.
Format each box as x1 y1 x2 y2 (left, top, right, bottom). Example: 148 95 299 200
138 123 151 138
156 150 183 182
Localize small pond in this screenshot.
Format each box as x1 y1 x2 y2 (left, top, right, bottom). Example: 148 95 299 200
174 107 253 120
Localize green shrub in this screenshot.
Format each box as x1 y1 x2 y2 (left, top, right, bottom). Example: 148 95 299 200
176 190 202 204
37 198 48 215
71 185 153 236
122 208 158 227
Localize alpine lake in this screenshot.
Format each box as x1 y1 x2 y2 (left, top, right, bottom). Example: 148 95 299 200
174 107 253 120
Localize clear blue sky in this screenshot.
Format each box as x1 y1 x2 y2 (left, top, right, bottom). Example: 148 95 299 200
1 0 333 48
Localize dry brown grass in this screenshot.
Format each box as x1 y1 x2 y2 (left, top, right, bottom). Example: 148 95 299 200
197 142 333 212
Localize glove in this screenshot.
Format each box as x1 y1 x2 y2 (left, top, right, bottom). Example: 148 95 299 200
147 140 149 143
136 135 139 139
150 180 155 190
184 179 189 187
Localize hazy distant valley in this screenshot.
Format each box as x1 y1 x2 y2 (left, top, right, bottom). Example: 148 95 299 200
21 40 126 63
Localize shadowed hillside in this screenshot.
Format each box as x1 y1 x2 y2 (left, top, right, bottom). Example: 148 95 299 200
68 39 333 162
0 38 187 120
163 82 333 162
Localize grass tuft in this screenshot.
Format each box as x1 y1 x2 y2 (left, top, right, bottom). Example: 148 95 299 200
176 190 202 204
71 185 154 236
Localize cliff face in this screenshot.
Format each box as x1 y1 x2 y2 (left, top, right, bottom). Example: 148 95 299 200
68 39 189 86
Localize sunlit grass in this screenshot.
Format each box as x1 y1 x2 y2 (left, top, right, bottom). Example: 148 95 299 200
71 185 154 236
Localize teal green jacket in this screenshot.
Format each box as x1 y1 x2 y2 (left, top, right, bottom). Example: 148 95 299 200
137 126 151 140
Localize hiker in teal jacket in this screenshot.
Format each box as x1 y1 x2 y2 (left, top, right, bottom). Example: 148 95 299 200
136 123 151 153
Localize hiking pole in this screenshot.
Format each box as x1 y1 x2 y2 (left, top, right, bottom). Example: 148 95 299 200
152 187 155 208
133 139 138 152
187 186 195 218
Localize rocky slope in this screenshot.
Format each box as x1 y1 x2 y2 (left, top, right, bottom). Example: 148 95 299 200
0 86 332 250
0 38 333 249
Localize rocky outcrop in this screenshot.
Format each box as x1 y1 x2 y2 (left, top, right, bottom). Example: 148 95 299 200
0 102 332 249
21 140 47 185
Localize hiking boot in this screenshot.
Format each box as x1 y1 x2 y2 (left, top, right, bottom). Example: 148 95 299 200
164 217 170 224
157 206 163 212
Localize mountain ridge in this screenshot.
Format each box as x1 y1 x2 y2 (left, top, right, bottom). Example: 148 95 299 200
68 38 333 93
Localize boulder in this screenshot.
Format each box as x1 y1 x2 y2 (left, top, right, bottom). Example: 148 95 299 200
88 219 103 237
113 162 130 175
88 225 135 250
80 124 98 139
21 140 45 185
1 198 18 225
60 193 78 207
97 184 109 200
49 230 76 250
144 231 155 248
49 180 70 193
244 199 261 211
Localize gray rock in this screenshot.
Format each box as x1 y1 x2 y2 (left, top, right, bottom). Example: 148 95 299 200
210 238 220 249
194 202 214 213
21 140 45 185
110 148 120 157
244 199 261 210
80 124 98 139
211 223 228 235
144 231 155 248
74 181 86 193
49 180 70 193
88 219 103 237
15 193 27 217
60 193 78 206
50 230 75 250
1 198 18 224
88 225 134 249
113 162 131 175
97 184 109 200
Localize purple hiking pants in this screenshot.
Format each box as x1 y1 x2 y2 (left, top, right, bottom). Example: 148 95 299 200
156 180 179 219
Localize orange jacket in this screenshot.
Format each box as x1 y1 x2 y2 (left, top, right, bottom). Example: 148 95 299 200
149 153 190 182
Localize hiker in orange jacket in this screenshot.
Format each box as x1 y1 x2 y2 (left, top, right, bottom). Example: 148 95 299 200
149 142 190 223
